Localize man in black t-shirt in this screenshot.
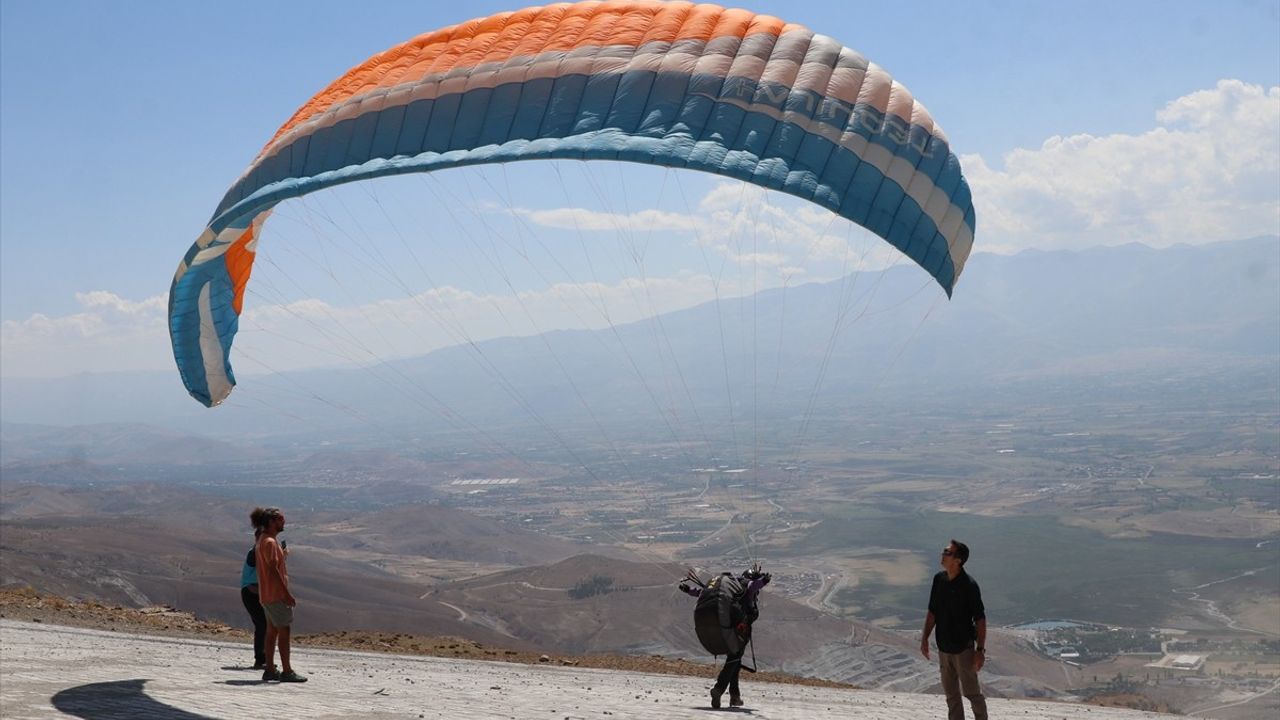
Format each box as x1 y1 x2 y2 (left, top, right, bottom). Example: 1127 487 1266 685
920 539 988 720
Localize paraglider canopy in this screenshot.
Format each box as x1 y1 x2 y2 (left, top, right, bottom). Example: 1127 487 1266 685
169 0 976 407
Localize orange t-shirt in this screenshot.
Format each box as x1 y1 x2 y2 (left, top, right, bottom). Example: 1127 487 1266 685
255 536 288 603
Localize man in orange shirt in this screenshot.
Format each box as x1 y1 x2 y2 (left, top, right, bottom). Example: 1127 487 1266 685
253 507 307 683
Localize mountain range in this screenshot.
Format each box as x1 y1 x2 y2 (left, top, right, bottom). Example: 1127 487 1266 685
2 236 1276 449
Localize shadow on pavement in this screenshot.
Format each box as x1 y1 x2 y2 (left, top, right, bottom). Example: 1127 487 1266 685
51 679 219 720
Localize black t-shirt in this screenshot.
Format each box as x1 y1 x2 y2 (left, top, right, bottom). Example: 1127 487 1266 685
927 570 985 654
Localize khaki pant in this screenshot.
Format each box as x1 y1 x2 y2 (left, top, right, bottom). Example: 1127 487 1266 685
938 648 987 720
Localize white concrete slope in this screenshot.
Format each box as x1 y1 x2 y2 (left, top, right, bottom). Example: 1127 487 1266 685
0 620 1167 720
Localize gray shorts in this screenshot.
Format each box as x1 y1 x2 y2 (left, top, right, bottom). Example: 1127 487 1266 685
262 601 294 628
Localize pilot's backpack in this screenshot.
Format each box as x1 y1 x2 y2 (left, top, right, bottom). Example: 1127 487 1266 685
693 573 749 656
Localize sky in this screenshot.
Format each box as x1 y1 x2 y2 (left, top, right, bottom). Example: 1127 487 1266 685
1 0 1278 381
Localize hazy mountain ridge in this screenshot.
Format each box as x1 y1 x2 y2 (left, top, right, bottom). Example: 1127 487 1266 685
358 237 1279 425
0 421 269 465
1 237 1275 441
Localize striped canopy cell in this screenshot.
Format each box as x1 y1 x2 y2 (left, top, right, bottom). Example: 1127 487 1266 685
169 0 977 407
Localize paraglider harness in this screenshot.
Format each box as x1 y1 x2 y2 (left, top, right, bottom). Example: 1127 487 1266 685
686 569 760 673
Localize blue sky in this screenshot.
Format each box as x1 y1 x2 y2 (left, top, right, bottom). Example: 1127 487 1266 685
2 0 1278 379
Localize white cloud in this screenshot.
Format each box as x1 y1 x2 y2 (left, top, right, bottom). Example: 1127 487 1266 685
513 207 692 232
73 291 166 315
513 179 878 279
966 80 1280 252
1 291 171 377
698 181 760 213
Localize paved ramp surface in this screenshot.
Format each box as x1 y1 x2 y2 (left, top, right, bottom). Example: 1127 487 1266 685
1 620 1167 719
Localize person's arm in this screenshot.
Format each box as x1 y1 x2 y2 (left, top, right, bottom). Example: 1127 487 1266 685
678 583 701 597
973 617 987 671
263 540 296 606
920 611 936 659
971 579 987 670
922 575 940 659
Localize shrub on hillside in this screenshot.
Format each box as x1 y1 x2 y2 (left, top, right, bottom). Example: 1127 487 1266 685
567 575 615 600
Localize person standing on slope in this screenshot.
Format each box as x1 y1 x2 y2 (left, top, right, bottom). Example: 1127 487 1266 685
252 507 307 683
240 526 268 669
680 563 771 708
920 539 987 720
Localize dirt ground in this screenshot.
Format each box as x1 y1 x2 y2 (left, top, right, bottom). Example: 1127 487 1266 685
0 587 848 688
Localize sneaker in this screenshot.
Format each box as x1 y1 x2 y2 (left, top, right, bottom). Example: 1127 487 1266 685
279 670 308 683
261 666 280 682
730 695 744 707
710 686 724 709
251 662 267 670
